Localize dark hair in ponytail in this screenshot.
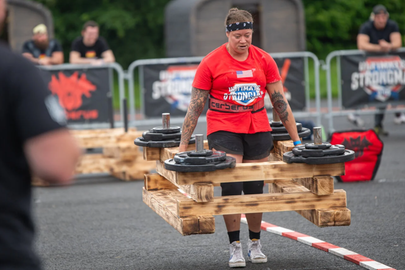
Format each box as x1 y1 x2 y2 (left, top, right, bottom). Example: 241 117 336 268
224 7 253 26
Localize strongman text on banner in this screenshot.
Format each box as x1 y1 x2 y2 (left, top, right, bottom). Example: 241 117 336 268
341 53 405 109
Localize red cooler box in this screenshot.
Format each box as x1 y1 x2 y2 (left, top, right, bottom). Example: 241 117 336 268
330 129 384 182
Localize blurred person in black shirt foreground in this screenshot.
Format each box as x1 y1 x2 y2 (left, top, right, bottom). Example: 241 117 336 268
0 0 81 268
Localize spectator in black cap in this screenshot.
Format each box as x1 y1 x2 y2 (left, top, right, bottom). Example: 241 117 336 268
349 4 404 135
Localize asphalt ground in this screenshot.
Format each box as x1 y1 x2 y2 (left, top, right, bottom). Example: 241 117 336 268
33 108 405 270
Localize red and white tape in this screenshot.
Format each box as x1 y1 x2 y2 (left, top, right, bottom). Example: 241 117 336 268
240 215 395 270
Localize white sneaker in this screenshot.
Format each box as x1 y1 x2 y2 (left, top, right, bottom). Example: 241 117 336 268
347 113 364 127
228 241 246 268
247 239 267 263
394 113 405 124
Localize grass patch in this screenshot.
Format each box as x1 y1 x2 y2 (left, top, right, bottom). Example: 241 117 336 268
307 57 339 99
111 70 141 111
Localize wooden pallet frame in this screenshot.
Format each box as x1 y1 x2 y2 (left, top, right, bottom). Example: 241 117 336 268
32 128 156 186
142 140 351 235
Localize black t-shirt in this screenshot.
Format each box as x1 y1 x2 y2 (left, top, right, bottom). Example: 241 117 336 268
71 36 110 59
359 19 400 44
22 39 63 59
0 43 65 269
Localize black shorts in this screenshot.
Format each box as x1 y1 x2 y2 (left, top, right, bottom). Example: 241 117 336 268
207 131 273 196
207 131 273 160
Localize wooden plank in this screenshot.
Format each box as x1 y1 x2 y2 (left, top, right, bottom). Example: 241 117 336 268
156 161 345 185
75 154 114 174
144 174 178 190
271 140 295 160
143 147 162 161
71 128 143 149
296 207 351 227
103 144 141 161
293 176 334 196
142 188 215 235
110 159 155 181
180 183 214 202
197 216 216 233
267 178 350 227
268 180 309 193
148 171 214 202
156 160 179 184
176 189 347 217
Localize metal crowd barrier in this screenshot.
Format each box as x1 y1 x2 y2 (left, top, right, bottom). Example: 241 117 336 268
126 52 322 128
271 51 322 126
126 56 204 126
325 48 405 133
38 63 126 129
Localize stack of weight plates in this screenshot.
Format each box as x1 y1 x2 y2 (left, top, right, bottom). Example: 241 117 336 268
134 126 195 148
270 121 311 141
164 149 236 172
283 143 355 164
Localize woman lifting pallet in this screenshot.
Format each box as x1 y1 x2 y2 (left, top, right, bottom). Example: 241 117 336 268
178 7 302 268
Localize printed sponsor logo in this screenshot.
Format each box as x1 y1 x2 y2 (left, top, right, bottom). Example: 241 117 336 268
48 71 98 120
342 136 371 158
351 56 405 102
152 65 198 111
226 83 263 106
85 51 96 58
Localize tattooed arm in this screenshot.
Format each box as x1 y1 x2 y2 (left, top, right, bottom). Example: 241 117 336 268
266 81 301 144
178 87 210 152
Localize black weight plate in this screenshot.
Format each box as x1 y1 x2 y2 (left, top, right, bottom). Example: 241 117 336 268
269 121 284 127
188 149 213 157
164 156 236 172
283 149 355 164
270 123 303 134
142 131 182 141
150 126 181 134
293 145 345 157
174 150 226 165
272 127 311 141
304 143 331 149
134 136 195 148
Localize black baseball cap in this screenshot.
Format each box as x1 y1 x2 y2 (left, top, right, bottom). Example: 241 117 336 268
372 4 388 14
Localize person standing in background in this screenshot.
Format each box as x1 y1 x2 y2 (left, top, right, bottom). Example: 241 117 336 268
69 20 115 65
350 4 404 135
0 0 81 268
22 23 64 65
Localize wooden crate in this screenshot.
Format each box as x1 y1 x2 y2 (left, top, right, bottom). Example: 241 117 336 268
33 128 155 186
141 140 351 235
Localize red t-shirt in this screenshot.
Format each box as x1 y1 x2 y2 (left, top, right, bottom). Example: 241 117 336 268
192 43 281 135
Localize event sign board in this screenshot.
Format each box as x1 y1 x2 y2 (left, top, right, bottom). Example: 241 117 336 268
39 67 111 124
341 53 405 109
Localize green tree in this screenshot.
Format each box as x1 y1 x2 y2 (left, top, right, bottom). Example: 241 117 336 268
303 0 405 59
33 0 405 66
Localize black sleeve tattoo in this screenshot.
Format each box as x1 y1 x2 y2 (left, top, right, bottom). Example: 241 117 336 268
270 90 289 123
180 87 209 146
